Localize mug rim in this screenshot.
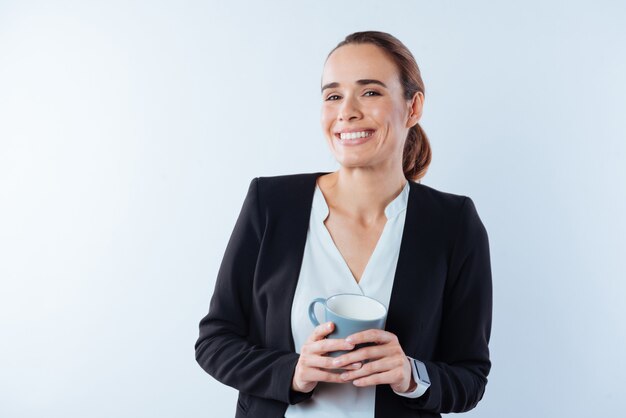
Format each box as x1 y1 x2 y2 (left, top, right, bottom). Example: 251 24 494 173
325 293 387 321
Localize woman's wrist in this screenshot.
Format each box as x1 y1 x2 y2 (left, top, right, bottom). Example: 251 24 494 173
391 356 417 393
403 374 418 393
394 356 417 393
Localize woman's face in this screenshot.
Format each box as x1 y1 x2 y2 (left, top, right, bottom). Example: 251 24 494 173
320 43 422 171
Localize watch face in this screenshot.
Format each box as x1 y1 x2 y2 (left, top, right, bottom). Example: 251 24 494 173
413 359 431 385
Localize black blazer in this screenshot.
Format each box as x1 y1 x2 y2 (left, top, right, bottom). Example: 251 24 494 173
195 172 492 418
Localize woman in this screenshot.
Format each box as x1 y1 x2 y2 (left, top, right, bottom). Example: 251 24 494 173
195 31 492 418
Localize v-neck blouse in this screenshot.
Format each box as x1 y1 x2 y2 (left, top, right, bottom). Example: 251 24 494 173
285 180 411 418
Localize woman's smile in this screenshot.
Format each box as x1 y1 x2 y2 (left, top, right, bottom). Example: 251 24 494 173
334 129 376 146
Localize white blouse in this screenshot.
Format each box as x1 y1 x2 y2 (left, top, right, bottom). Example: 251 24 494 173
285 179 419 418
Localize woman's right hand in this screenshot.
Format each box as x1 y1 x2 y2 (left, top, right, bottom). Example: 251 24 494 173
291 321 363 393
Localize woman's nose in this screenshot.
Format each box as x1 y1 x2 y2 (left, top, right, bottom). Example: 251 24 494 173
338 96 362 121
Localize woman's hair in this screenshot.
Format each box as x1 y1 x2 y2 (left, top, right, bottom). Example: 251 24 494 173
326 31 432 182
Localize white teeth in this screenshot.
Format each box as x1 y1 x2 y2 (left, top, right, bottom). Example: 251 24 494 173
339 131 373 140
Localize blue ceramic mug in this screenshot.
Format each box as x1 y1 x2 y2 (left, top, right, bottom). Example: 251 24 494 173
308 293 388 358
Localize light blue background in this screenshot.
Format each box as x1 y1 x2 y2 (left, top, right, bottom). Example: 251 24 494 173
1 1 624 417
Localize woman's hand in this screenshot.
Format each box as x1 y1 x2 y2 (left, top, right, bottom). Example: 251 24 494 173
329 329 416 393
292 322 364 393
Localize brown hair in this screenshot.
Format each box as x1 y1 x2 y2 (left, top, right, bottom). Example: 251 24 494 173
326 31 432 182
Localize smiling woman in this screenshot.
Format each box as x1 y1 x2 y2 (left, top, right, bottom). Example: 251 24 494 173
195 31 492 418
320 36 431 183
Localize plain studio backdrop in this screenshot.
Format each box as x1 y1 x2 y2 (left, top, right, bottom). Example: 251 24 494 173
1 1 625 417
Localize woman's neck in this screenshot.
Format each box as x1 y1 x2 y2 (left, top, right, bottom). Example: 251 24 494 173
318 166 408 225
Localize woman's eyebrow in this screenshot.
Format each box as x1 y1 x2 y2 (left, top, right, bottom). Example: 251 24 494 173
321 79 388 94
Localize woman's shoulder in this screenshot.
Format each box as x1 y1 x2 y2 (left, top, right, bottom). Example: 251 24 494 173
255 171 323 185
252 171 324 194
411 181 470 211
246 172 323 210
412 181 488 241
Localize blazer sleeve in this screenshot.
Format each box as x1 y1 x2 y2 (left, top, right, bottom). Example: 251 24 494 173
194 177 312 405
402 196 493 413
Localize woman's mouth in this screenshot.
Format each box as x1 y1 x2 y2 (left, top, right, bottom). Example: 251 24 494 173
334 130 375 146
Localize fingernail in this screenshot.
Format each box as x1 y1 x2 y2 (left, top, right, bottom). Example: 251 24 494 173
351 362 361 369
333 358 341 366
340 372 349 379
345 337 353 343
326 323 332 330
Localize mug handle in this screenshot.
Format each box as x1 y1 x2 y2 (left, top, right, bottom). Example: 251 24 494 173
308 298 326 326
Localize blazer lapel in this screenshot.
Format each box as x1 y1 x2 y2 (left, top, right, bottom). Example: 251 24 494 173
276 172 330 352
384 181 435 350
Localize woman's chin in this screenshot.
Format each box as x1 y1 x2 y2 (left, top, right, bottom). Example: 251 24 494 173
335 158 372 169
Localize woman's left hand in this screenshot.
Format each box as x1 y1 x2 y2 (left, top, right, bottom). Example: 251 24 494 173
331 329 416 393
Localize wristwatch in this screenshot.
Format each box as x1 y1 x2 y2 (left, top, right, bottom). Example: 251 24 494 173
408 356 431 397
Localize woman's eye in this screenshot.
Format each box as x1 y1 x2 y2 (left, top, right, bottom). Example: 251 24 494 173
326 91 379 101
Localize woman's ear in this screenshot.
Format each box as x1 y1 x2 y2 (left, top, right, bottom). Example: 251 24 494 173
406 91 424 128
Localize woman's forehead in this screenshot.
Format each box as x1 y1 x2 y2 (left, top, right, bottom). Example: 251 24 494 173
322 44 400 88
